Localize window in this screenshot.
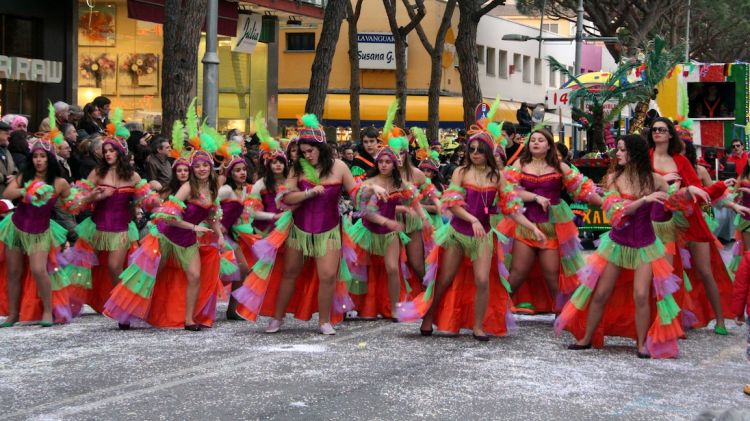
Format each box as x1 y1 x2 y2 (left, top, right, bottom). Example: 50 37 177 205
477 45 485 64
541 23 559 34
534 58 542 85
512 53 521 75
549 66 557 87
486 47 496 76
286 32 315 51
523 55 531 83
498 50 508 79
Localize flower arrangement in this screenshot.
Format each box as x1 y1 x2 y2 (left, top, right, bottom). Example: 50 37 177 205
80 54 116 88
120 53 158 86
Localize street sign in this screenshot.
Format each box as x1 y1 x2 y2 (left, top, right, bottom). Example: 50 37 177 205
358 33 402 70
546 88 572 109
475 102 490 122
232 14 262 54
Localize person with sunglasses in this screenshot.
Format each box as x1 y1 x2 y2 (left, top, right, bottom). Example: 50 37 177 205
728 139 748 179
499 128 602 316
399 119 544 341
648 118 749 335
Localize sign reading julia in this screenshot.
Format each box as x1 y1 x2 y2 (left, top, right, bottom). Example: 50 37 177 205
233 14 262 54
357 33 403 70
0 55 63 83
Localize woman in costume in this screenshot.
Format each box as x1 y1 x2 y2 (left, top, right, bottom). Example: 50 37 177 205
413 128 445 230
159 158 191 199
0 129 74 327
398 117 545 340
64 109 159 316
648 117 748 334
500 128 602 314
557 135 703 358
249 114 385 335
104 115 232 331
346 138 424 320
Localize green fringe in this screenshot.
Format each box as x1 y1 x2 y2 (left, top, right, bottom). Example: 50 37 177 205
287 224 341 258
119 265 156 299
561 253 585 276
501 278 511 293
570 285 592 309
220 256 238 276
66 266 93 290
347 219 399 257
672 211 689 230
399 213 424 234
593 233 666 270
703 211 718 232
657 294 680 325
159 235 199 269
516 221 558 241
49 266 71 290
0 214 67 254
683 272 693 292
398 232 411 245
75 217 139 251
653 219 675 244
735 215 750 233
252 259 274 279
232 222 256 239
436 224 493 262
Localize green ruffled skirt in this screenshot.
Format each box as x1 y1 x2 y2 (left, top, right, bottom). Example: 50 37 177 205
0 213 67 254
76 217 139 251
399 213 423 234
595 232 667 270
514 202 574 242
652 219 675 245
436 224 493 262
288 224 341 258
347 219 400 257
159 235 199 270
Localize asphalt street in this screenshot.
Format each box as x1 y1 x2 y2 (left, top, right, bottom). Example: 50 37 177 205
1 305 749 421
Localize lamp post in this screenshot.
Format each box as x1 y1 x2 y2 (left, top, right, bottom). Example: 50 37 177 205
202 0 219 127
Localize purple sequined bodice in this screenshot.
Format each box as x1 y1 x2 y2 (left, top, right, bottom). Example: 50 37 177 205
92 189 134 232
253 190 280 233
293 180 342 233
220 200 244 233
651 178 676 222
160 202 212 247
451 185 497 237
363 194 400 235
12 197 57 234
610 201 656 248
520 172 562 223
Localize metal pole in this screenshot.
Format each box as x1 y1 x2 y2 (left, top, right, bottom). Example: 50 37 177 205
574 0 583 75
202 0 220 127
685 0 691 62
537 0 546 59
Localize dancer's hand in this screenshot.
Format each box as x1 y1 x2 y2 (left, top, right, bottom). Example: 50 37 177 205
687 186 711 204
531 227 546 242
739 187 750 195
370 185 389 202
645 191 668 204
471 220 486 237
272 213 283 220
724 178 737 187
533 194 550 211
385 219 404 232
663 173 682 184
216 233 225 249
734 204 750 218
309 185 325 197
194 225 211 233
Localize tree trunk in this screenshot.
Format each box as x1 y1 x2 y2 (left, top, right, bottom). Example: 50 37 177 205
393 34 408 129
456 2 482 128
305 0 347 117
427 50 443 140
161 0 207 136
588 107 605 152
346 0 363 141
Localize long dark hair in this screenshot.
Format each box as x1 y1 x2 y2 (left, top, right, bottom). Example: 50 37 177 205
95 142 135 181
293 140 334 179
368 152 403 189
606 134 655 197
398 146 416 182
260 157 289 195
21 149 61 186
188 162 219 201
684 141 698 168
458 137 500 183
160 163 189 196
518 128 563 174
647 117 683 156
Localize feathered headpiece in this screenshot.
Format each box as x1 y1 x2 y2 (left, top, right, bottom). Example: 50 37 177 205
381 99 409 163
255 111 286 165
374 145 401 167
411 126 440 172
103 107 130 155
168 97 227 167
169 119 190 168
297 114 326 143
675 118 694 143
467 97 506 158
32 101 65 156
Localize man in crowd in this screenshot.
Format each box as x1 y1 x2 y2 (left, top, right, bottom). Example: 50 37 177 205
342 143 355 168
56 140 73 182
92 96 111 126
0 122 17 196
351 126 380 176
145 136 173 188
727 138 748 178
516 102 533 135
38 101 70 132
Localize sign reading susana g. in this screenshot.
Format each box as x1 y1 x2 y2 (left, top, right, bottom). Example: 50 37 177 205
357 33 403 70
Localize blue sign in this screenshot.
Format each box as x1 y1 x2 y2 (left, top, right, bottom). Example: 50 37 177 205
475 102 490 122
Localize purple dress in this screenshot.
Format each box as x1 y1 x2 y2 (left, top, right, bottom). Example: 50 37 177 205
451 185 497 237
159 202 212 247
293 180 342 233
92 187 134 233
362 196 400 235
253 190 280 233
12 197 57 234
220 200 244 234
650 178 676 223
519 172 562 224
609 201 656 248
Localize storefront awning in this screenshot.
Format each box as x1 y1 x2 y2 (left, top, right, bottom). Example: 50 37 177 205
278 94 521 129
127 0 238 36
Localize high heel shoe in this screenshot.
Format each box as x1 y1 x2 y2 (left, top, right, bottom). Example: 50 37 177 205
0 320 17 328
714 325 728 335
567 343 592 350
472 333 490 342
636 351 651 359
184 324 201 331
419 328 433 337
39 320 53 328
118 323 131 331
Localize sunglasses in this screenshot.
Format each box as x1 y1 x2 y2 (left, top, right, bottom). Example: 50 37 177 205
734 144 743 148
651 127 669 133
469 146 481 154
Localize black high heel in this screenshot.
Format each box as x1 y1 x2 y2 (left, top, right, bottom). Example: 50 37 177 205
472 333 490 342
184 324 201 331
567 343 592 350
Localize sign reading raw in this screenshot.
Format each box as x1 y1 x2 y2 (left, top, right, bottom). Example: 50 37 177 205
0 55 63 83
357 33 403 70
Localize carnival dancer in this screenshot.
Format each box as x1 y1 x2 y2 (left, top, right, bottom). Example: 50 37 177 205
104 114 234 331
241 114 385 335
648 117 748 334
0 121 75 327
413 127 445 230
346 139 425 320
499 128 602 314
398 113 545 340
557 135 704 358
64 109 159 315
159 157 191 199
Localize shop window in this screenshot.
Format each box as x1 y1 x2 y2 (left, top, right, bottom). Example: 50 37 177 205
498 50 508 79
286 32 315 51
486 47 495 76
